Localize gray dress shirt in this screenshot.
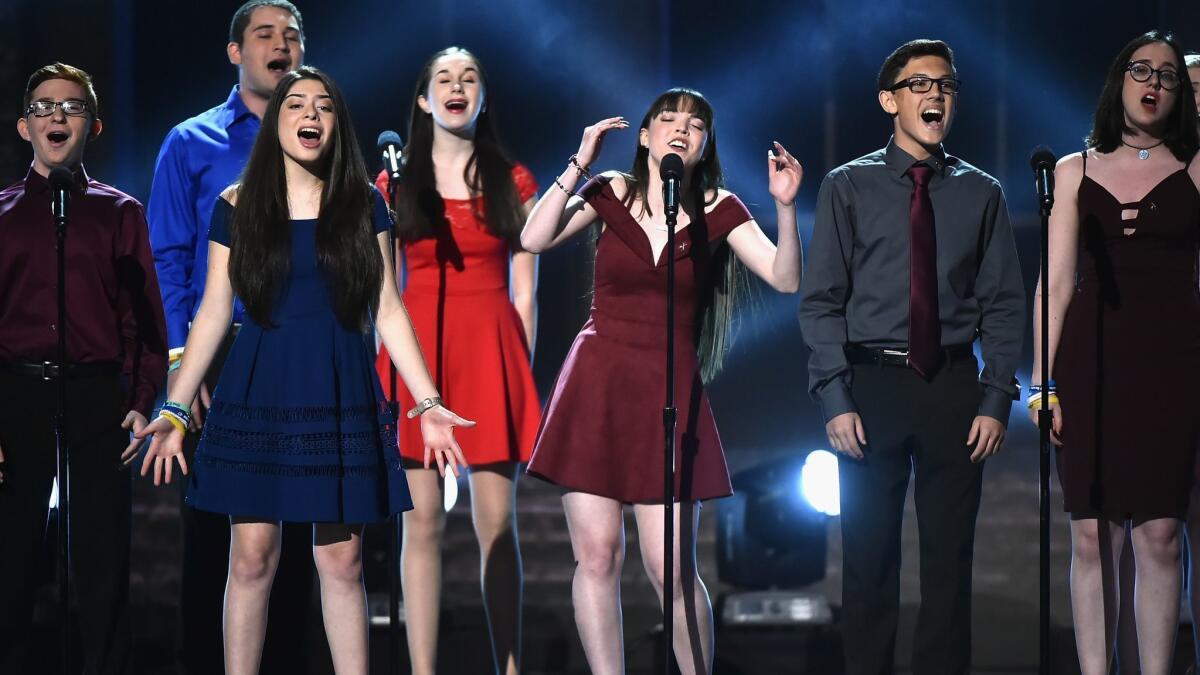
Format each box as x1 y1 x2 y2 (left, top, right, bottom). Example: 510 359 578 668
798 137 1025 424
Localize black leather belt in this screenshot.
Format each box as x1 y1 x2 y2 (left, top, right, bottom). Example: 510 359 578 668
0 360 121 380
845 344 974 368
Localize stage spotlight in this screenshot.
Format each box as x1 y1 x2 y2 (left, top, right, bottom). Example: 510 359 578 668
715 452 837 632
799 449 840 516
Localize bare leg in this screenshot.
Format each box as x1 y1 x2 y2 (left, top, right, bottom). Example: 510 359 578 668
563 491 626 675
1130 517 1183 675
224 519 282 675
632 502 713 675
1117 523 1141 673
469 463 523 675
401 467 445 675
1069 518 1125 675
313 523 368 675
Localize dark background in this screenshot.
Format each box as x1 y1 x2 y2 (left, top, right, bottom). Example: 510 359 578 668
5 0 1200 672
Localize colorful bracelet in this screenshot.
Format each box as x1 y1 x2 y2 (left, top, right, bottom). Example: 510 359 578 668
160 400 193 428
158 411 187 434
406 396 444 419
1026 392 1060 409
168 359 182 372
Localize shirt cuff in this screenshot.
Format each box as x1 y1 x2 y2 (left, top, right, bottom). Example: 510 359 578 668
976 386 1014 427
817 380 856 424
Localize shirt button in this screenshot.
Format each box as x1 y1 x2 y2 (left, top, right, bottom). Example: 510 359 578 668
50 323 56 331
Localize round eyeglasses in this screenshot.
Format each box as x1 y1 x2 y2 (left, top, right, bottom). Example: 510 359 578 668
1126 62 1180 91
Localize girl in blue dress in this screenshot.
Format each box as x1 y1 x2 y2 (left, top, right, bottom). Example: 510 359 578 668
138 66 473 674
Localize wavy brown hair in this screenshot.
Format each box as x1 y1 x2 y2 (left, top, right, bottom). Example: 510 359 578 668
229 66 382 331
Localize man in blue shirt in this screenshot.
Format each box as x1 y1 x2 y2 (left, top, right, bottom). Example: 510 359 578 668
146 2 311 672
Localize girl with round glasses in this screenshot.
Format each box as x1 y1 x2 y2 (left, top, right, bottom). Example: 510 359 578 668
1031 30 1200 674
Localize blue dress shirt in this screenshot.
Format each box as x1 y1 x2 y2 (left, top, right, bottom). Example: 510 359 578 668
147 85 258 349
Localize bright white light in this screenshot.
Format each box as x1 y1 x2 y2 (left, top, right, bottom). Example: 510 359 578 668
443 473 459 513
799 450 840 516
49 478 58 509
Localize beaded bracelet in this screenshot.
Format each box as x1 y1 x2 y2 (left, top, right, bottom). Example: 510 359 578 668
553 176 575 197
568 154 592 179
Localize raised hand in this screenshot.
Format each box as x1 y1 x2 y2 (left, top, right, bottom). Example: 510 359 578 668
768 141 803 206
420 405 476 477
136 416 189 486
574 117 629 172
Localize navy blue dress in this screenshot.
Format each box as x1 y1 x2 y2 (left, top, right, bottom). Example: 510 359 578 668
186 193 413 523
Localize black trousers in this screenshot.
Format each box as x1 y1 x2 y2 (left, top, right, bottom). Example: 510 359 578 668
179 330 315 675
0 372 132 675
838 356 985 675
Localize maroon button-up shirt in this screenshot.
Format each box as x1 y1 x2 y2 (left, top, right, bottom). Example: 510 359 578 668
0 166 167 416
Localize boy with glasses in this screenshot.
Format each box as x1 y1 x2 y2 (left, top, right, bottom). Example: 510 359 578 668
799 39 1024 674
0 62 167 675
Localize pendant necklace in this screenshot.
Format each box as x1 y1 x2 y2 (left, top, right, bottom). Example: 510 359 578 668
1123 138 1166 160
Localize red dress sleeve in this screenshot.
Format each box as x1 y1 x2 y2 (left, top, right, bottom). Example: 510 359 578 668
511 163 539 202
706 193 753 241
374 169 390 199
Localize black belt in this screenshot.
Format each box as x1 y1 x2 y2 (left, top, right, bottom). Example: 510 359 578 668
0 360 121 380
845 344 974 368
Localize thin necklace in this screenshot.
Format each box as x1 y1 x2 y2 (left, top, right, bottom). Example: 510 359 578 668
1122 138 1166 160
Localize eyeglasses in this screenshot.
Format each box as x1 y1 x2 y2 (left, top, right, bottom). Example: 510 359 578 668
1126 62 1180 91
24 99 90 118
886 76 961 95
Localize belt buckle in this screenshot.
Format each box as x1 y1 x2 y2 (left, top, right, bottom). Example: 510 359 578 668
41 361 58 380
881 348 908 365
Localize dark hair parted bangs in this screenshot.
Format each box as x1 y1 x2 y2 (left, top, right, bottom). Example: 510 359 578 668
229 66 382 332
1088 31 1199 161
392 46 526 248
877 39 956 92
623 87 739 383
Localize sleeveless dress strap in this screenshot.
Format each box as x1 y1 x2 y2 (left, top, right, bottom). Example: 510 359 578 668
1081 148 1088 176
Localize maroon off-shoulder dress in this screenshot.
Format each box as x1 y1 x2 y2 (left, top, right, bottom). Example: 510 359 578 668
526 175 752 503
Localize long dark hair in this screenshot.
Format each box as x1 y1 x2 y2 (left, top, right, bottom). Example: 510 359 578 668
1087 30 1199 161
621 87 740 383
392 46 525 247
229 66 382 331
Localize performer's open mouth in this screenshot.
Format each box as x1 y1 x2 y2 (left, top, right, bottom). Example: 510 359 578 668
297 126 322 148
46 130 69 147
267 58 291 74
1141 93 1159 113
920 107 944 131
445 97 468 113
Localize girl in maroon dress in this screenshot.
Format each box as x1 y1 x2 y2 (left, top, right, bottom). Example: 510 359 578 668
372 47 540 675
522 88 803 675
1031 31 1200 674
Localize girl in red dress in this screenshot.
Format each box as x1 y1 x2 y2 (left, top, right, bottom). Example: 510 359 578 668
522 89 804 675
374 47 539 675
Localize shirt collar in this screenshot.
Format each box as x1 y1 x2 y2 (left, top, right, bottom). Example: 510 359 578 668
216 85 258 130
885 136 950 179
23 164 90 195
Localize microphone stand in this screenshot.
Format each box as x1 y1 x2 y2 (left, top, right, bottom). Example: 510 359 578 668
53 179 73 675
661 181 678 675
1037 188 1052 675
385 175 403 675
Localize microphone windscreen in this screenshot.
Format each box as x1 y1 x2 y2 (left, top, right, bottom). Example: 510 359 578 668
1030 146 1057 171
660 153 684 180
48 166 74 191
377 130 403 152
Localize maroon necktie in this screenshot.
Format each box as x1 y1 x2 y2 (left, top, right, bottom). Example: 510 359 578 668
906 164 942 379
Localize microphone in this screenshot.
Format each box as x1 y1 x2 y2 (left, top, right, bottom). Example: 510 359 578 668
660 153 684 218
1030 146 1056 214
377 130 405 185
48 166 73 225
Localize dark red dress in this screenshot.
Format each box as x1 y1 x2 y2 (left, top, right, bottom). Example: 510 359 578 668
1055 152 1200 520
526 176 752 503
